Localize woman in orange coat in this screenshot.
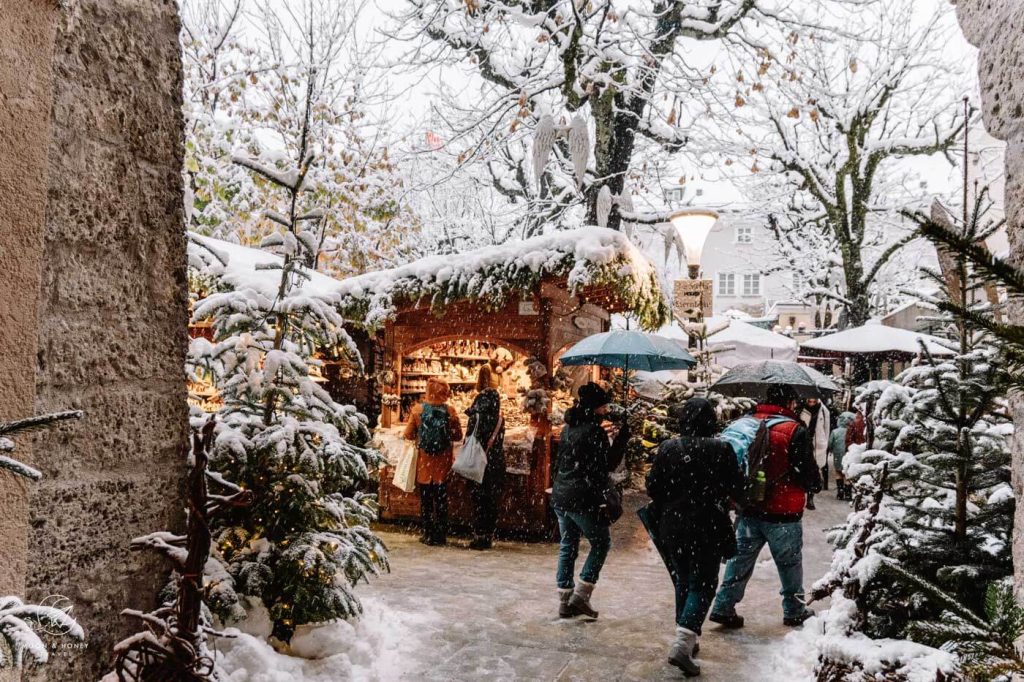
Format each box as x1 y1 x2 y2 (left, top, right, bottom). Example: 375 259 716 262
404 377 463 545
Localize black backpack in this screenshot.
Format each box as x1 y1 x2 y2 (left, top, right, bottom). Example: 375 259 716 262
418 403 452 455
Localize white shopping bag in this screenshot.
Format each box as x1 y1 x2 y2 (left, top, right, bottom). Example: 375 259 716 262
452 435 488 484
392 442 418 493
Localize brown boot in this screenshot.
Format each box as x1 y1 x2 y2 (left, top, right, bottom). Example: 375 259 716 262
558 588 574 618
567 580 599 619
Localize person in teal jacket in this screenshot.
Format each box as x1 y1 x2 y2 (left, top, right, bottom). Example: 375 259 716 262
829 412 856 500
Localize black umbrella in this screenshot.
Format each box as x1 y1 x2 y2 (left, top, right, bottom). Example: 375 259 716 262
711 360 840 401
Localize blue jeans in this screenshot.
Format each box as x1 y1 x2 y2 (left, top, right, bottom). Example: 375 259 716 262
712 516 806 619
668 549 720 634
554 508 611 589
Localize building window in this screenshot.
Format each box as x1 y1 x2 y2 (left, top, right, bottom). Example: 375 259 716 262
742 273 761 296
664 187 685 203
735 225 753 243
718 273 736 296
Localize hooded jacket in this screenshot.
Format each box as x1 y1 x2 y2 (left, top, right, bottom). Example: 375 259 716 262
403 378 463 485
646 398 743 559
828 411 856 472
551 406 628 513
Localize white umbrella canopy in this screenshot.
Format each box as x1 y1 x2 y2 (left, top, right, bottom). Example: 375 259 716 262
801 322 955 357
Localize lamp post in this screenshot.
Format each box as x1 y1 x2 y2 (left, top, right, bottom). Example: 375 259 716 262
669 210 718 279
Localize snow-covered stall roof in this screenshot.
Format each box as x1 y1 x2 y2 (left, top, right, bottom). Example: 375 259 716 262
330 228 670 330
187 232 344 298
801 322 954 357
708 317 799 368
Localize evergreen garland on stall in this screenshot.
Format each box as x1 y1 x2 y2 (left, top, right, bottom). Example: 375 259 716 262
188 72 388 641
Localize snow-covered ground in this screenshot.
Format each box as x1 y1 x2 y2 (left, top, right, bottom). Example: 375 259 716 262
334 490 847 681
212 488 848 681
215 596 438 681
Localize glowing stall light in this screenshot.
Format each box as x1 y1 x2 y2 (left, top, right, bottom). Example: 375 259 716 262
669 210 719 279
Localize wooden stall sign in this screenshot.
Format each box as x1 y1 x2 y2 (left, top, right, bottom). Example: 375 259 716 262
674 279 713 320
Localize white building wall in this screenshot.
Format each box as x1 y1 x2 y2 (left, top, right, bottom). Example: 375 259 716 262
699 215 793 316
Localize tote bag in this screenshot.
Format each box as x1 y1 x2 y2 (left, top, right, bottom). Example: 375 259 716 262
453 416 503 484
392 442 418 493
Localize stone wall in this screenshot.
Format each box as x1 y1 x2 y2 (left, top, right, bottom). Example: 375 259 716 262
0 2 58 611
954 1 1024 592
25 0 189 678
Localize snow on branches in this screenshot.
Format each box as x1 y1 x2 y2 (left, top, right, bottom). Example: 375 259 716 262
185 26 389 639
330 226 671 330
690 1 969 328
393 0 767 231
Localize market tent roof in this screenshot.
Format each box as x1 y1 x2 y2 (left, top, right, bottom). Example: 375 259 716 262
187 231 344 298
612 315 799 367
707 317 799 368
330 227 670 330
800 322 955 357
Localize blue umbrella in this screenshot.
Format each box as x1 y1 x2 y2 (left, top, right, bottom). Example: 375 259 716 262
559 330 697 372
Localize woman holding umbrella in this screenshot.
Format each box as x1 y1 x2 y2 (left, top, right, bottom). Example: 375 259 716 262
646 397 743 677
551 382 630 620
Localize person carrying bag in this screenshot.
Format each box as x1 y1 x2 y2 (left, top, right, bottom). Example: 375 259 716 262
461 365 507 550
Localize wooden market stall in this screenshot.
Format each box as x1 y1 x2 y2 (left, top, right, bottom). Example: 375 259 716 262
330 228 670 539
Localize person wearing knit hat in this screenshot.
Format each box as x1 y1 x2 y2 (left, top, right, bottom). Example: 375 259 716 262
550 382 630 620
465 371 505 550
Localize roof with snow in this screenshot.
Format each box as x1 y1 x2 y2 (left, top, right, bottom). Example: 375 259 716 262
330 228 670 330
708 318 798 351
800 322 954 357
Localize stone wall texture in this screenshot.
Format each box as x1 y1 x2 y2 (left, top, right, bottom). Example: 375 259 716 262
25 0 189 678
0 2 58 609
954 0 1024 592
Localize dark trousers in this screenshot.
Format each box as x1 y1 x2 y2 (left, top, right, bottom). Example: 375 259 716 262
420 483 448 542
470 468 503 540
667 547 721 635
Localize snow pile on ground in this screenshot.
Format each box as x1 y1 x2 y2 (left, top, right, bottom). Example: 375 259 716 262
215 595 436 681
769 595 957 682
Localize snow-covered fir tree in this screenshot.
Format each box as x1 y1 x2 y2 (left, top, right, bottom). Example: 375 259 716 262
187 16 389 638
813 194 1014 677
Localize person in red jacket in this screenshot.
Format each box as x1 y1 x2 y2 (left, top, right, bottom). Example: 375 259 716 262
709 385 823 628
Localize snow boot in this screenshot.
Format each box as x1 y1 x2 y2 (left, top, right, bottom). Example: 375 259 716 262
708 611 744 629
558 588 574 618
783 609 815 627
821 466 829 490
668 627 701 677
805 494 816 510
567 580 599 619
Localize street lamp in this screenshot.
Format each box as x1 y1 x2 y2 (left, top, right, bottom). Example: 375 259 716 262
669 210 719 279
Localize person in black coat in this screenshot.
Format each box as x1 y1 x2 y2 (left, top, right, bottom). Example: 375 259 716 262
465 367 505 550
646 397 743 677
551 382 629 620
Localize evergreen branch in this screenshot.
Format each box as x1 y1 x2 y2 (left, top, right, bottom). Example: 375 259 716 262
0 410 83 438
904 209 1024 297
